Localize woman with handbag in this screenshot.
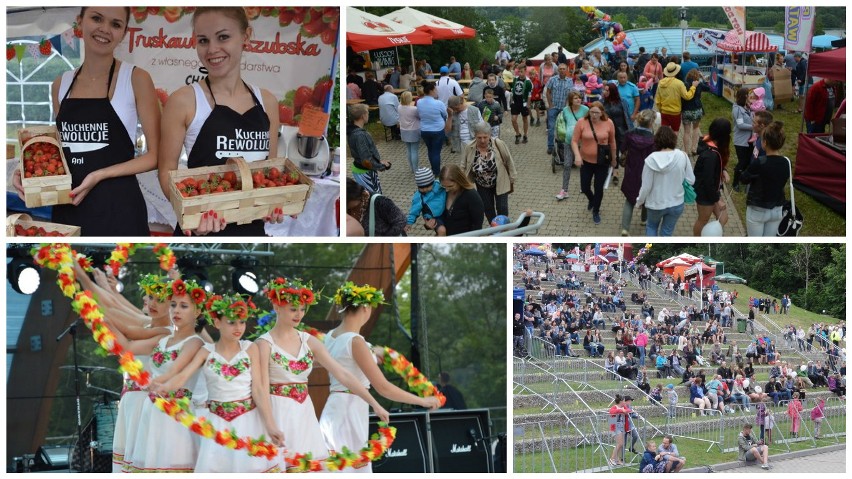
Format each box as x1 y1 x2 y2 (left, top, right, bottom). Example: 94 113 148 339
635 126 695 236
692 118 731 236
461 121 517 224
602 83 633 186
554 92 588 201
572 102 617 225
349 103 391 195
740 121 790 236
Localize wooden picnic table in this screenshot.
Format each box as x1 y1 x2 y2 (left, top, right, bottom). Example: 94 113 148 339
346 98 364 105
392 88 408 95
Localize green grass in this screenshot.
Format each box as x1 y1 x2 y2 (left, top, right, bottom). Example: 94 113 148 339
698 94 845 236
514 416 845 472
723 284 841 331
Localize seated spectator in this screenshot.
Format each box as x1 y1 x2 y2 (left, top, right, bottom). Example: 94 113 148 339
616 351 638 380
637 368 651 395
656 353 672 379
737 424 770 469
346 178 406 236
639 441 668 473
604 351 617 379
584 330 605 357
657 435 686 473
665 383 678 418
690 377 712 415
378 85 401 140
731 375 752 412
650 384 663 404
680 364 694 385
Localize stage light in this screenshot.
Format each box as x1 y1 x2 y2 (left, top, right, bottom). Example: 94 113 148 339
231 256 260 296
177 255 214 293
7 256 40 295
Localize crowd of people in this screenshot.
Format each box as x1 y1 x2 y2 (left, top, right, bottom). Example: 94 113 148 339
348 38 843 237
75 266 441 473
514 247 846 471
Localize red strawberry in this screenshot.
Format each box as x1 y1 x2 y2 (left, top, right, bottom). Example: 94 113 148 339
146 7 161 15
293 86 313 115
7 45 14 61
163 7 181 23
39 40 52 56
321 28 337 46
292 7 307 24
155 88 169 109
132 9 148 23
278 8 295 26
312 76 332 108
278 102 294 125
244 7 260 21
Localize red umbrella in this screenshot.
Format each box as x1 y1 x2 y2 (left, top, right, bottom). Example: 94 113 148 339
346 7 432 52
383 7 476 40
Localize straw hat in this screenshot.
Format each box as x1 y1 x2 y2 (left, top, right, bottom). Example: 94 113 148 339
663 62 681 78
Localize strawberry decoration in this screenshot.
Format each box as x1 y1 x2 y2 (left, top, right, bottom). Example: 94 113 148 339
39 39 52 56
6 45 14 61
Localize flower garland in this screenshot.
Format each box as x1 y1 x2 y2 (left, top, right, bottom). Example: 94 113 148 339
108 243 138 276
204 293 259 324
138 274 169 302
169 278 207 305
264 277 318 307
332 281 386 309
31 244 149 385
380 347 447 407
153 243 176 272
283 423 397 472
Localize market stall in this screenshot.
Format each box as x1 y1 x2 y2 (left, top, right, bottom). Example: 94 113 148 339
709 29 778 104
793 46 846 215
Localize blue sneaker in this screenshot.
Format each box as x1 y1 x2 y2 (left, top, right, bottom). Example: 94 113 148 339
593 213 601 224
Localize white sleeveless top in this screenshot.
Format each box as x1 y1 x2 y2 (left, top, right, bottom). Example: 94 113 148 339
184 81 268 161
57 61 137 144
150 334 205 402
201 340 253 402
324 331 370 392
259 331 314 384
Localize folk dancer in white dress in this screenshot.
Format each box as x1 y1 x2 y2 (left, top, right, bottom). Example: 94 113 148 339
71 266 174 471
110 278 209 472
320 282 441 473
254 278 390 469
151 293 281 472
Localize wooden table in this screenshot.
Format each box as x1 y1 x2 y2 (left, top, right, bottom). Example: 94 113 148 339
346 99 364 105
392 88 408 95
458 79 473 85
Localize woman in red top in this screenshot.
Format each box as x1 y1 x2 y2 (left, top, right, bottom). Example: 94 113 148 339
609 394 629 465
572 102 617 225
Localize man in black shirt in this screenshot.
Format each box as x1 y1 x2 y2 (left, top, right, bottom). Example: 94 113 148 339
438 372 467 410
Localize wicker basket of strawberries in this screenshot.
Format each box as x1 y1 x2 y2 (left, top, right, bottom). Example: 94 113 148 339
17 126 72 208
7 213 81 237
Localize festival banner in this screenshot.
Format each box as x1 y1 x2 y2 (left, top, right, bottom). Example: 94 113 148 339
113 7 338 129
783 6 816 52
722 7 746 45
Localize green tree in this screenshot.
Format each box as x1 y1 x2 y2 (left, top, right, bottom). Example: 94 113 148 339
494 16 527 58
633 15 651 29
659 8 676 27
819 245 846 318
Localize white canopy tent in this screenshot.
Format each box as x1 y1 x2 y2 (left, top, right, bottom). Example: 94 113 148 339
529 42 578 62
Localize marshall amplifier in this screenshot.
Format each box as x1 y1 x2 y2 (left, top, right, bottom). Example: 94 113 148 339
430 409 492 473
369 412 428 473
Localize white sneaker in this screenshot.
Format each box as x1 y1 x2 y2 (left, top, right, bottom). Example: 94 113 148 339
761 464 770 470
555 190 567 201
745 408 751 412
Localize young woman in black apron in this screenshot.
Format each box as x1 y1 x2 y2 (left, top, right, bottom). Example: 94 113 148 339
13 7 159 236
158 7 281 237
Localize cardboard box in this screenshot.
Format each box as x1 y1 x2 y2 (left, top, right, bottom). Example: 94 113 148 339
771 66 792 104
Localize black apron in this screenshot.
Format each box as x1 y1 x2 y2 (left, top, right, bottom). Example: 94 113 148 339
53 60 148 236
174 78 270 237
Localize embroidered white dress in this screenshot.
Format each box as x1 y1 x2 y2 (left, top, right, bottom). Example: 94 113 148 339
319 331 373 473
258 331 328 464
194 340 280 472
124 334 204 472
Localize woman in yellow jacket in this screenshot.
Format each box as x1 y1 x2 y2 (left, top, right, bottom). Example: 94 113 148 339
655 62 699 133
461 121 517 223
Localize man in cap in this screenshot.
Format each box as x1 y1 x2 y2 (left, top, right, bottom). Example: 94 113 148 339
654 62 699 132
436 66 463 106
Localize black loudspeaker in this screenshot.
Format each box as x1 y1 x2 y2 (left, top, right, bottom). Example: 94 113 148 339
369 412 428 473
430 409 492 473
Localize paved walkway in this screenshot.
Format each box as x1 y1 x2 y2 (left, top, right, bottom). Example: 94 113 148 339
715 447 846 473
367 112 745 237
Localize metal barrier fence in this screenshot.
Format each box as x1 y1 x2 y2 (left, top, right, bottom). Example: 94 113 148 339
514 414 611 473
664 405 724 452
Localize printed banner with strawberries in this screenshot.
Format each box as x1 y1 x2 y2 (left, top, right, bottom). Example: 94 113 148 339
114 7 338 130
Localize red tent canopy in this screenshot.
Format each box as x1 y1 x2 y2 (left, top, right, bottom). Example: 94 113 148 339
384 7 476 40
717 30 777 52
347 7 432 52
807 47 845 81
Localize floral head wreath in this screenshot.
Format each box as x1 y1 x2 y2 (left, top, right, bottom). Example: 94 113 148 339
168 278 208 305
138 274 169 302
204 293 259 325
264 277 318 307
333 281 386 310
